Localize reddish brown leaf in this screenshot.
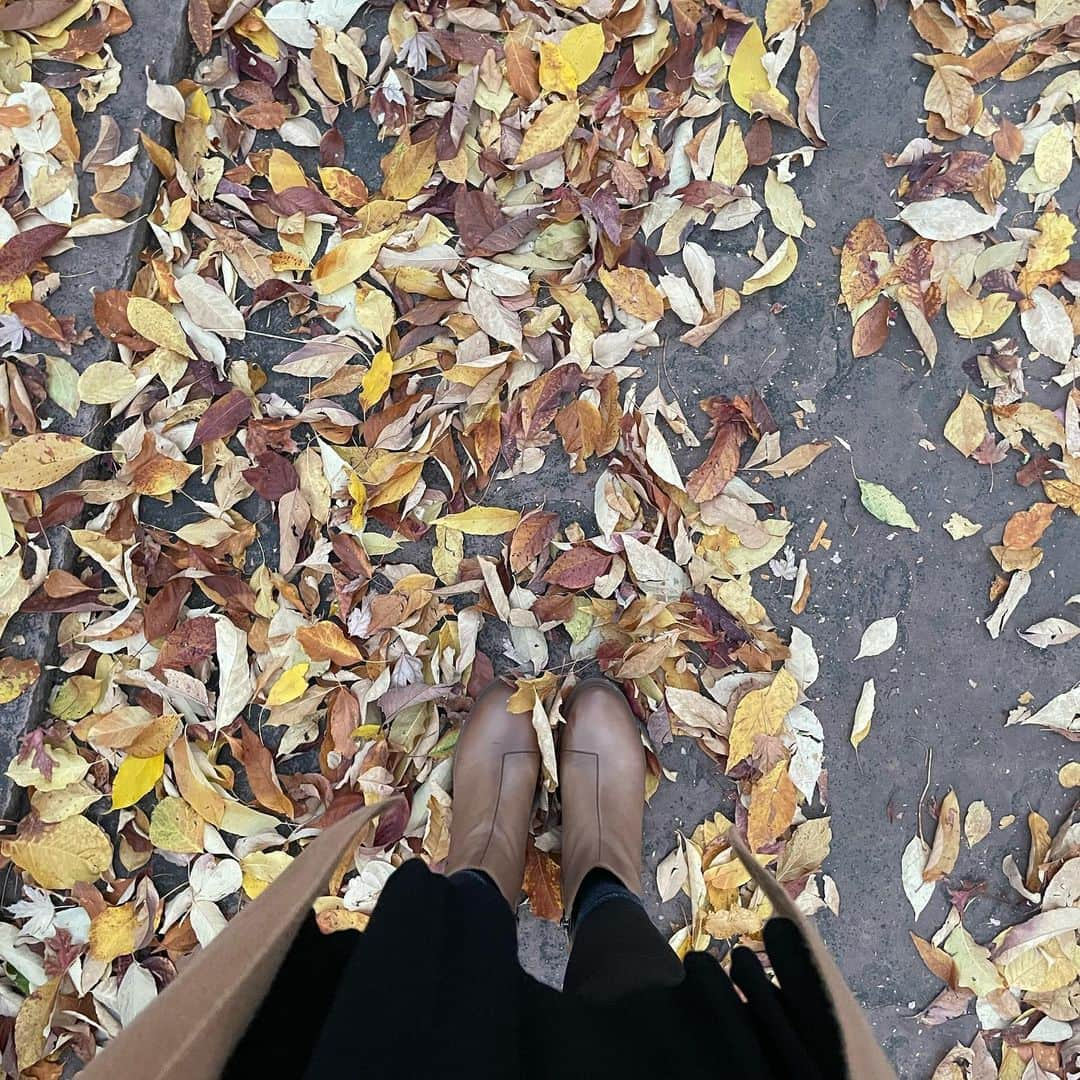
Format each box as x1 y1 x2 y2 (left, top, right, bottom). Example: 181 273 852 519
852 297 892 358
542 546 612 589
191 389 251 447
522 840 563 921
509 510 560 574
243 451 299 502
0 0 73 31
93 289 152 350
235 721 294 818
187 0 213 54
0 224 68 283
687 421 746 503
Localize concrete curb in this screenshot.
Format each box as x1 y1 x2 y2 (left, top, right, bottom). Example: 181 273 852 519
0 1 194 815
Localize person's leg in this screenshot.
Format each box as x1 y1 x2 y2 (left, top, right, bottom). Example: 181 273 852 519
558 679 683 1001
563 868 683 999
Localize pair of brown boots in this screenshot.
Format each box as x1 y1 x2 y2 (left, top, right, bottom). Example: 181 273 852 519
444 678 645 917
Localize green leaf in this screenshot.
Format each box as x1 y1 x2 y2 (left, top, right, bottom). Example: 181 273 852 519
857 478 920 532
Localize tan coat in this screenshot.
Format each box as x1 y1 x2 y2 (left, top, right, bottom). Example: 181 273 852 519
82 806 896 1079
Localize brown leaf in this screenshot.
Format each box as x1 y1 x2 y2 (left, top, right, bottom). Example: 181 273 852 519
237 101 289 130
191 389 252 447
840 218 889 309
296 621 363 666
235 721 294 818
687 399 749 502
0 224 68 283
1002 502 1055 549
992 118 1024 164
923 789 960 882
852 297 892 357
795 44 826 146
0 1 72 31
522 840 563 921
187 0 213 54
543 546 613 589
509 510 560 574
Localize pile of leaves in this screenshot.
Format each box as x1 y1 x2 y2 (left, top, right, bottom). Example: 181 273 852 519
830 1 1080 1075
0 0 851 1071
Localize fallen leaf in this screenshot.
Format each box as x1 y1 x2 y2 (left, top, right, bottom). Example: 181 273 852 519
850 678 876 749
943 513 982 539
924 790 960 881
0 434 97 491
437 506 521 535
2 816 113 890
964 801 991 848
111 753 164 810
857 477 920 531
522 841 562 921
944 392 988 458
727 668 799 770
855 617 898 659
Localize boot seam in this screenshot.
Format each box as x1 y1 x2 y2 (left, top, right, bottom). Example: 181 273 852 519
477 749 538 866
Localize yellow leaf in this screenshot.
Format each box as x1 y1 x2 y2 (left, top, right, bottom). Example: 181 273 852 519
726 668 799 770
562 23 605 80
88 903 138 962
351 722 383 740
0 433 97 491
541 22 604 95
131 455 198 497
945 282 983 338
111 752 165 810
355 286 395 342
234 9 280 58
1019 208 1075 294
76 708 179 757
850 678 875 749
1033 123 1072 188
747 762 798 850
598 265 665 321
729 22 770 114
741 236 799 295
436 506 522 535
31 781 104 823
311 228 394 294
944 390 988 458
241 850 293 899
361 349 393 409
149 795 205 854
6 742 89 793
765 0 802 39
126 297 194 358
381 134 437 201
268 148 306 193
2 815 113 889
764 169 806 237
712 120 748 187
972 293 1014 337
515 98 580 164
14 977 59 1075
348 472 367 530
539 41 578 96
267 662 309 707
0 273 31 315
171 738 225 825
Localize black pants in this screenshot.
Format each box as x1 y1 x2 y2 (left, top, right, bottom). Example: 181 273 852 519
227 864 684 1076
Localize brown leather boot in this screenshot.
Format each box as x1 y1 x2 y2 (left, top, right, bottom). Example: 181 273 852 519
559 678 645 917
444 681 540 907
